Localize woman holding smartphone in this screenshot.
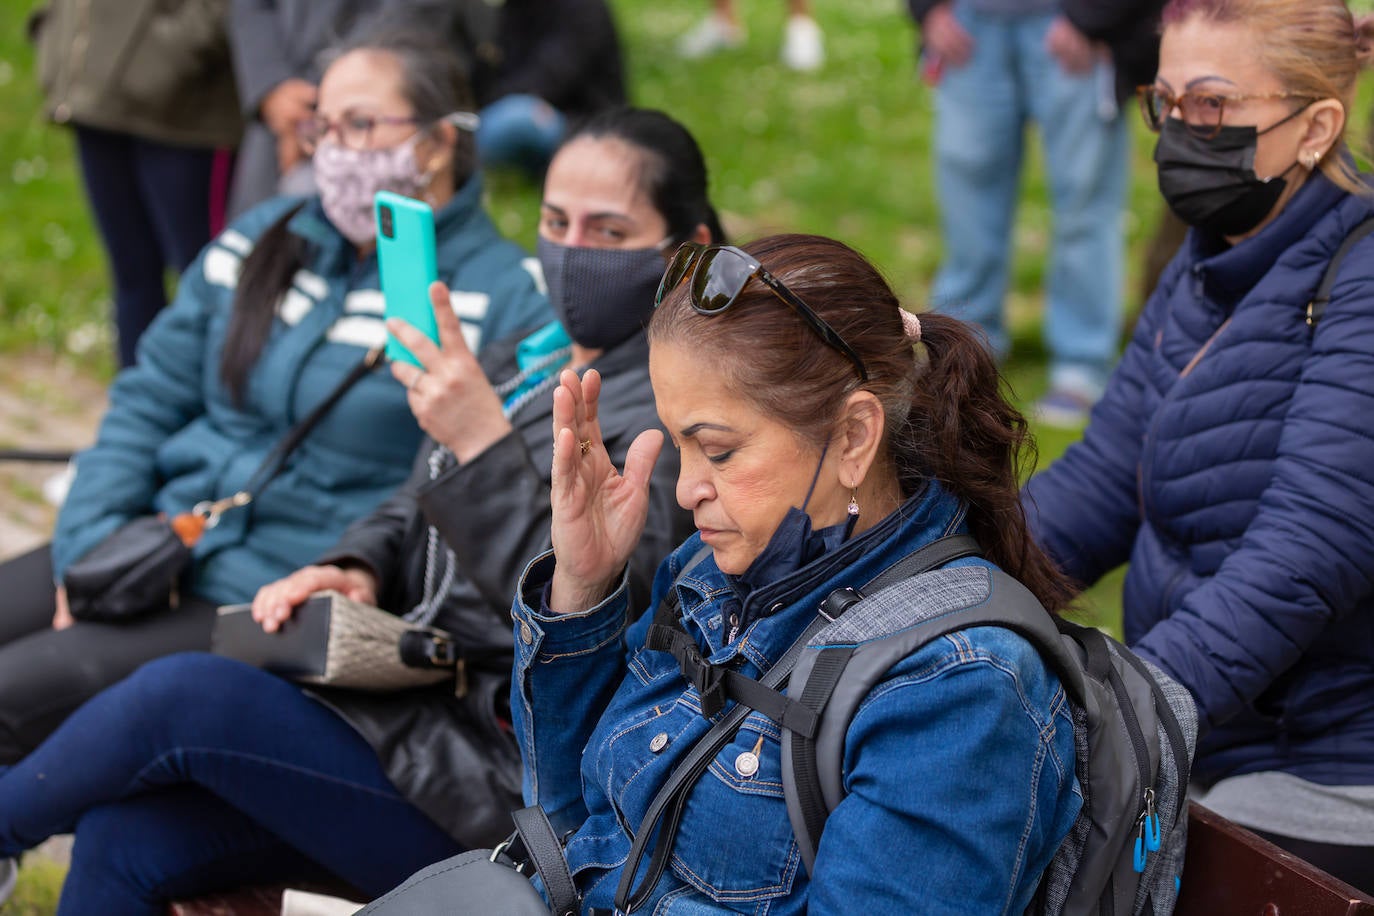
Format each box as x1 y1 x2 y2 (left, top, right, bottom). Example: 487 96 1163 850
0 108 719 914
0 25 551 784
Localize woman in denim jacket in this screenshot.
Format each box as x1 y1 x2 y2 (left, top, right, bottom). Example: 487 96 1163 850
510 234 1083 913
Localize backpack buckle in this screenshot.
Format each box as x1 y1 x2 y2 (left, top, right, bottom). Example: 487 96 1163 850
818 587 863 622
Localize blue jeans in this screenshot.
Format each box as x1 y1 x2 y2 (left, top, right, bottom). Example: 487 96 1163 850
75 126 216 368
0 653 461 916
476 94 566 177
930 4 1128 396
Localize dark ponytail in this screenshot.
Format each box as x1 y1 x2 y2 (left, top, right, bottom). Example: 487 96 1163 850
563 107 726 245
220 204 307 404
897 312 1076 612
649 233 1075 613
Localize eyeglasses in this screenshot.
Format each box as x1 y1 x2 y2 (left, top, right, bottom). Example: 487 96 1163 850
655 242 869 381
1136 85 1316 140
296 111 480 154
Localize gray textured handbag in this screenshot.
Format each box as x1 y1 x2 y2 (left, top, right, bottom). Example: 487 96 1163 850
212 591 457 692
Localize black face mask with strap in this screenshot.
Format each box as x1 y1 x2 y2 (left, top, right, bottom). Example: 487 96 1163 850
1153 107 1308 237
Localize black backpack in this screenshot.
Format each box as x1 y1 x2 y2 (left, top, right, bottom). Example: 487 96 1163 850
619 536 1198 916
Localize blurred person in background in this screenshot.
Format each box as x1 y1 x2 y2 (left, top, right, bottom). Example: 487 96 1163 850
910 0 1165 427
678 0 825 71
472 0 627 178
28 0 242 368
226 0 496 217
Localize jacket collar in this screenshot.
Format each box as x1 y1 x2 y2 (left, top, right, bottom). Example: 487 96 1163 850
286 173 488 275
1188 172 1346 308
479 327 650 388
672 480 970 670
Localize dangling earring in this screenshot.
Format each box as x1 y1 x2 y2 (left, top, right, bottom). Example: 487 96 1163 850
847 489 860 517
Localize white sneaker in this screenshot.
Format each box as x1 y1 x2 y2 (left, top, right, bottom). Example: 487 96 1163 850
0 856 18 906
782 15 824 71
678 13 745 59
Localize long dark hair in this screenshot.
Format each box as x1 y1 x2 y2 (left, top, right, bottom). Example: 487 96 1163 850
220 26 476 403
648 233 1075 613
562 107 727 245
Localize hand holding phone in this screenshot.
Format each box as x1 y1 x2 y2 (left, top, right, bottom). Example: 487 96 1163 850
375 190 439 366
387 281 514 464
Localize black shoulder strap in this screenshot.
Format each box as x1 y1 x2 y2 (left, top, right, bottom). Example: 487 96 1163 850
615 612 830 914
242 345 384 498
507 805 579 916
1307 215 1374 329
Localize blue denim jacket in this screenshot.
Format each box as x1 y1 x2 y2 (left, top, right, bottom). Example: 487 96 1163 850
511 484 1081 914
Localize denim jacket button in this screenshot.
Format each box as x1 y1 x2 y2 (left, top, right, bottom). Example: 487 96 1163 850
520 621 533 645
734 751 759 778
650 732 669 753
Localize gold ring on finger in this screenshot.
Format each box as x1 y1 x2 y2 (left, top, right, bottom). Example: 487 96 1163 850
579 439 592 456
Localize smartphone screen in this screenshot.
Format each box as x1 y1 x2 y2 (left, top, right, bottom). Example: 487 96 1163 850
375 191 440 367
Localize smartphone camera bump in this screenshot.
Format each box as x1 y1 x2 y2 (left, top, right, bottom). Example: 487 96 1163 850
378 203 395 240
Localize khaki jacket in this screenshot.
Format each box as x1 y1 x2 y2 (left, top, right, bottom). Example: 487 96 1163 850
30 0 242 148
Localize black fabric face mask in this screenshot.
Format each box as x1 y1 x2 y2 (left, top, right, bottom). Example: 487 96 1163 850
1154 116 1302 238
536 236 667 350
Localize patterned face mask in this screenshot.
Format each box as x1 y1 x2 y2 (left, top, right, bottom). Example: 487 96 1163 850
314 131 432 246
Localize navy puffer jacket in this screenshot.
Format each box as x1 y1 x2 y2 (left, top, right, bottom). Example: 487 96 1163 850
1024 174 1374 786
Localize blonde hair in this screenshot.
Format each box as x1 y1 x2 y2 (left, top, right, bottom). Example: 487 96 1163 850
1163 0 1374 194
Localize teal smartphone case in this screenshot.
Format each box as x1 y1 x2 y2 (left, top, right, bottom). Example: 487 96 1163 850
375 191 440 367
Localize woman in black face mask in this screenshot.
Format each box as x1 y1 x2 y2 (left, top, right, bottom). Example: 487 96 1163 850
0 108 714 910
1024 0 1374 891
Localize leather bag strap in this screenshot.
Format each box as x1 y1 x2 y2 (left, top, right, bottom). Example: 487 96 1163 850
510 805 579 916
242 346 384 497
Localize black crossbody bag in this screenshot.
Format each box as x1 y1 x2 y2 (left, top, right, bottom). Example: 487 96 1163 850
64 347 383 622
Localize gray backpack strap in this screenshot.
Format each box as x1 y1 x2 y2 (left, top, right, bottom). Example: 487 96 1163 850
783 566 1078 875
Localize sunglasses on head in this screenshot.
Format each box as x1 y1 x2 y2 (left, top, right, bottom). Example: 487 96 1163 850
654 242 870 381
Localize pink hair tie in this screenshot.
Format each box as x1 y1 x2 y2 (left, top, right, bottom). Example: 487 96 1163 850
900 309 922 342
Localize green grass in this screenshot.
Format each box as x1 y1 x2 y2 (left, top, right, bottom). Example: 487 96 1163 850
2 857 64 915
0 0 112 373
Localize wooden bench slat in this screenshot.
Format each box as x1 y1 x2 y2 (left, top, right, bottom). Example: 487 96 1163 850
1177 802 1374 916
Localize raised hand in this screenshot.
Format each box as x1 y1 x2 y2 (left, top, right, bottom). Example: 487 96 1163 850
389 281 512 464
250 565 379 633
548 368 664 614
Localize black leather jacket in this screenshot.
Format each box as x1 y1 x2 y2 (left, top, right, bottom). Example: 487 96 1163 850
313 329 691 847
